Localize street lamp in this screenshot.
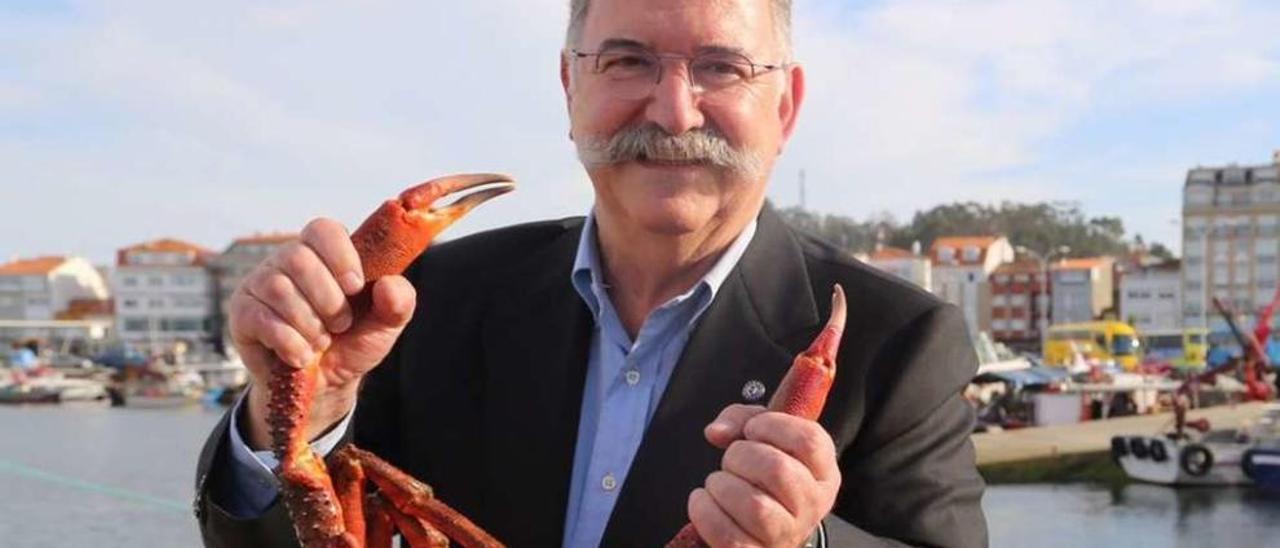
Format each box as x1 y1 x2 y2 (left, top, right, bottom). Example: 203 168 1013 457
1015 244 1071 355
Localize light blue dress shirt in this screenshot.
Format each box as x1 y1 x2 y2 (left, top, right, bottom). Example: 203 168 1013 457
560 214 756 548
222 213 757 548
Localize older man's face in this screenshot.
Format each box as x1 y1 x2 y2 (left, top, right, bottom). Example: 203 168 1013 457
563 0 803 236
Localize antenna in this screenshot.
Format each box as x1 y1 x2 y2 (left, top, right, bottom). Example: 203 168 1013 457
799 169 807 210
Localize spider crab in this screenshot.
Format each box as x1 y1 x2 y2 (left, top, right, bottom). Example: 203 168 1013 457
267 174 513 547
267 174 848 548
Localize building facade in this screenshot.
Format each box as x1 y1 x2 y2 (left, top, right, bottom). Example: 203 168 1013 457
930 235 1016 334
859 244 932 292
207 232 297 352
988 260 1049 350
113 239 216 355
1182 152 1280 333
1120 261 1182 333
0 256 111 343
1050 257 1115 324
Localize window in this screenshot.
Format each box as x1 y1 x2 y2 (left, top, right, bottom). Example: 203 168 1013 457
124 318 149 332
1014 274 1030 283
993 274 1010 284
992 294 1008 306
122 299 138 309
148 299 164 309
122 276 138 287
148 276 163 287
962 246 981 262
1011 294 1028 306
937 247 955 262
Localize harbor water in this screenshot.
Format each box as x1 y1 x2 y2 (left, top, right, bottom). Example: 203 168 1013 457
1 404 1279 547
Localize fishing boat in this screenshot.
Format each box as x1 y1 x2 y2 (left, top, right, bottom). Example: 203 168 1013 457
0 374 109 404
1241 404 1280 491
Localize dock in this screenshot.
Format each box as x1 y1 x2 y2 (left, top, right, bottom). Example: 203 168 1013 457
972 402 1272 483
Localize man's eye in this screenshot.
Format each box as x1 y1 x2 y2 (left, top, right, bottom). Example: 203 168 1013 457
601 54 653 71
693 59 749 81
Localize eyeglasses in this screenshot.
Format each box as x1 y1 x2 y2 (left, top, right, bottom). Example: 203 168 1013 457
569 46 788 100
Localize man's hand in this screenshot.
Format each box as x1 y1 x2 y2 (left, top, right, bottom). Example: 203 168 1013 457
687 404 840 547
230 217 417 450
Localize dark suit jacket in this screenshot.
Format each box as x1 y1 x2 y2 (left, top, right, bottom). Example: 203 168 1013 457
195 206 987 547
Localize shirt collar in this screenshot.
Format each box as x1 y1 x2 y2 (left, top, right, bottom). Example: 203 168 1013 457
571 210 758 321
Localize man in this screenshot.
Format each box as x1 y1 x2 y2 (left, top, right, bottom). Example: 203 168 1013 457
194 0 987 546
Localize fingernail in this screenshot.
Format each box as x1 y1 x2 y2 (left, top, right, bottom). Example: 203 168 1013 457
708 421 731 435
340 271 364 295
294 350 315 369
333 312 353 333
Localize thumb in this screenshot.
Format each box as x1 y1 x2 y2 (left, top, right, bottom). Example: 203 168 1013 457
323 275 417 381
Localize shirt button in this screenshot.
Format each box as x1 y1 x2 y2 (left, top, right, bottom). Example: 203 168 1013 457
601 473 618 491
625 370 640 386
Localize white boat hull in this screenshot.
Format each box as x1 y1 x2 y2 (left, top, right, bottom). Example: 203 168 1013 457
1113 434 1251 486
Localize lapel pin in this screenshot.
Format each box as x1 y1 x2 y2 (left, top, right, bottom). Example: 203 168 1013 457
742 380 767 402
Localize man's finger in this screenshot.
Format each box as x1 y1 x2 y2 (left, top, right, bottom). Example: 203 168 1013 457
300 218 365 296
704 470 793 543
687 487 762 547
743 412 840 483
722 439 812 517
705 403 767 449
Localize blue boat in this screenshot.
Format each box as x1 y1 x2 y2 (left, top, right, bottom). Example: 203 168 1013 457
1243 447 1280 492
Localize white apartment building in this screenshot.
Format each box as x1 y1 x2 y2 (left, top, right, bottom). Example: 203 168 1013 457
930 235 1016 334
1050 257 1116 324
1182 152 1280 333
859 243 932 292
113 239 216 354
0 256 111 342
1120 261 1182 332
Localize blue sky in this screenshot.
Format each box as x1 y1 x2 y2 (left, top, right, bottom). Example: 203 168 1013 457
2 0 1279 264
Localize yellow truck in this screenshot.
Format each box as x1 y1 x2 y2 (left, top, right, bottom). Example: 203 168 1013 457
1043 321 1142 371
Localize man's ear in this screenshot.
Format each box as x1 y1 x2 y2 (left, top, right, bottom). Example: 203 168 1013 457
561 52 575 140
777 63 806 153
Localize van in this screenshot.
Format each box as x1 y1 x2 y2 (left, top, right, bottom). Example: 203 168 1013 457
1044 321 1142 371
1140 328 1209 369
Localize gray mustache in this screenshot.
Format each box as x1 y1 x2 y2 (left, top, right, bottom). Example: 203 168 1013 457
576 123 762 175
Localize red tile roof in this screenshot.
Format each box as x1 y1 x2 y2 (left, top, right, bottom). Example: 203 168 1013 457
870 246 916 260
930 235 1003 266
1053 257 1112 271
0 256 67 276
117 238 214 266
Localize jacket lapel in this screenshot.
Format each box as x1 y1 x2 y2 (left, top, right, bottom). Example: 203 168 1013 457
476 221 594 545
600 207 821 546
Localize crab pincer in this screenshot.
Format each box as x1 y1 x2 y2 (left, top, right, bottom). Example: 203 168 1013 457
667 285 847 548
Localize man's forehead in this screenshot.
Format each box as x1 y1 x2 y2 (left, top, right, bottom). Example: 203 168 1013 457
579 0 776 52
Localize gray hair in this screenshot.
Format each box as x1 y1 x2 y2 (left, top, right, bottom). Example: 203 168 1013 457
566 0 793 57
576 122 764 178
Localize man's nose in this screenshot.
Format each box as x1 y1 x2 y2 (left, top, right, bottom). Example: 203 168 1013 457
643 64 706 136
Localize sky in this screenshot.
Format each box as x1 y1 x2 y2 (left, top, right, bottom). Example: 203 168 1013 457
2 0 1279 265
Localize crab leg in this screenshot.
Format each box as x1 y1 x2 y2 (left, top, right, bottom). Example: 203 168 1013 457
351 446 505 548
667 285 847 548
364 494 395 548
269 174 514 547
328 446 367 542
384 502 450 547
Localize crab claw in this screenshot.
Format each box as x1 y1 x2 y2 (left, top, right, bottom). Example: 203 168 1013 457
351 173 516 284
400 173 516 222
804 284 846 368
